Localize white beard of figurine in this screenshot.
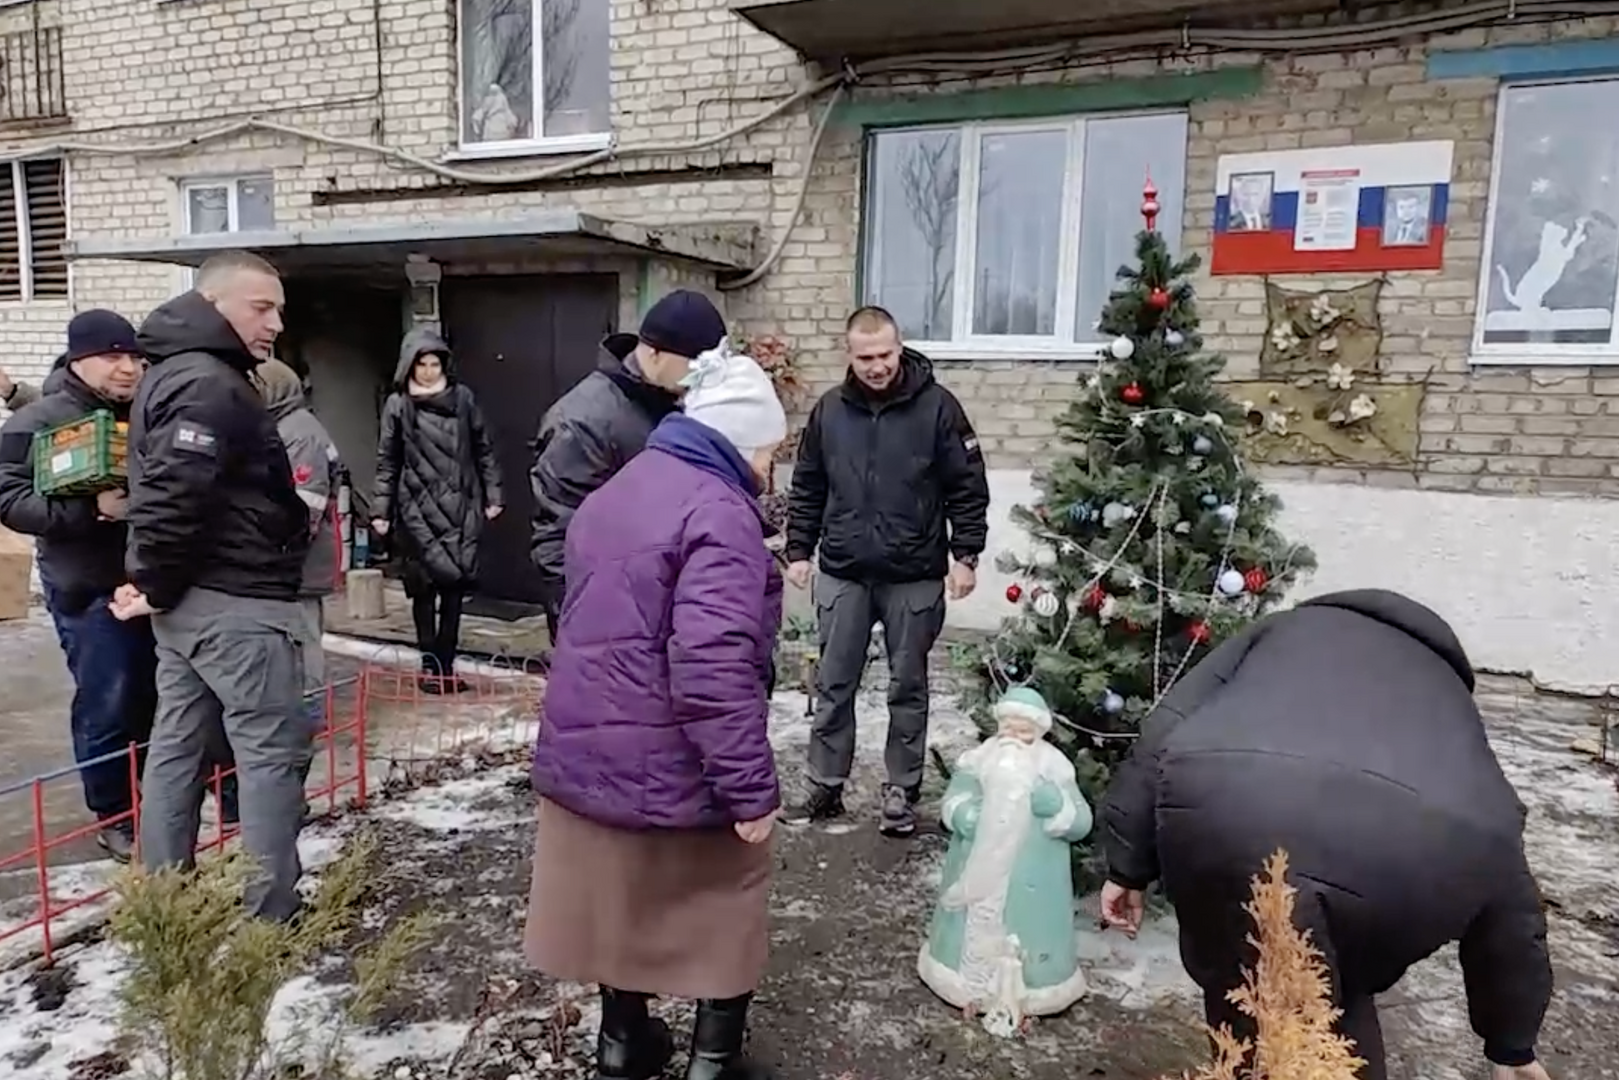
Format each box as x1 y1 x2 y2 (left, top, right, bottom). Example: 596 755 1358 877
941 736 1042 1034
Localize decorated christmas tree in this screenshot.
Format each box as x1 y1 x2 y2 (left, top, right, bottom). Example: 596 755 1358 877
957 179 1315 829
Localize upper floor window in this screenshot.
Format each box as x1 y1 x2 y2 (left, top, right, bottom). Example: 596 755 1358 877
459 0 612 155
0 158 67 303
1473 77 1619 365
183 175 275 234
860 111 1188 359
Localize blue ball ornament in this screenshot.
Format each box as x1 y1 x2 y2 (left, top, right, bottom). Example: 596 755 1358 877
1068 501 1096 524
1101 690 1125 715
1199 492 1219 509
1191 435 1214 456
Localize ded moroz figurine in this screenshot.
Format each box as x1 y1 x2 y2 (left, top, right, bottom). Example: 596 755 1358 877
918 687 1093 1036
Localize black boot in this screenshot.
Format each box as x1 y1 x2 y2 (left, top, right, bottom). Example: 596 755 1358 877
685 994 761 1080
597 987 672 1080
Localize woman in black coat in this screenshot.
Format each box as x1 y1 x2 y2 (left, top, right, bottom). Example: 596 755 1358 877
372 327 503 692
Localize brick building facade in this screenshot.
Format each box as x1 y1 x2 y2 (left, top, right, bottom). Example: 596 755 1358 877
0 0 1616 686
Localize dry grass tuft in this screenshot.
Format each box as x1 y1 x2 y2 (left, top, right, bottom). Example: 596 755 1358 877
109 829 436 1080
1174 850 1367 1080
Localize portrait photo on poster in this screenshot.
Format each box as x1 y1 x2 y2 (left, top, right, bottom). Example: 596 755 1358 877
1227 171 1274 232
1381 185 1432 247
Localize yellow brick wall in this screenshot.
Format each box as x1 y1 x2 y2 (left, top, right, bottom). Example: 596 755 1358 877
0 0 1615 494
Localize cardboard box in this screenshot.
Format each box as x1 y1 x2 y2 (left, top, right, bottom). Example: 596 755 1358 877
0 525 34 621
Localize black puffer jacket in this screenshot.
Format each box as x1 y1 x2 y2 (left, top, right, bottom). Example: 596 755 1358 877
785 349 989 584
1101 589 1552 1067
528 333 681 588
0 366 132 613
373 327 503 591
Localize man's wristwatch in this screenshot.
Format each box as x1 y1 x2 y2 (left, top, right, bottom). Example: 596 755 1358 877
955 553 979 570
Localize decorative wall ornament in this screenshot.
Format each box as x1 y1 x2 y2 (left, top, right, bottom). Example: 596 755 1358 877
1259 278 1384 380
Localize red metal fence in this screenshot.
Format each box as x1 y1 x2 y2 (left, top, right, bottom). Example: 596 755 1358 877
0 659 543 966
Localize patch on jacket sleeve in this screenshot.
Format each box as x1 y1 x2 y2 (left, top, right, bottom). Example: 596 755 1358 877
173 422 218 455
963 435 980 454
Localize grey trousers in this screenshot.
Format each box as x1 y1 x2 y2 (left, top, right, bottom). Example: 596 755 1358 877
141 587 311 922
808 572 946 790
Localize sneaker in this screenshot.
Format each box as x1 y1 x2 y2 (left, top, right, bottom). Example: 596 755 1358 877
879 784 918 837
781 783 845 825
96 822 135 864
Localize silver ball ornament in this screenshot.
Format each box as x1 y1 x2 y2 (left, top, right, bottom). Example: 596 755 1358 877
1164 329 1185 347
1101 690 1125 714
1215 504 1238 526
1217 568 1247 596
1191 434 1215 456
1109 335 1135 361
1032 590 1060 617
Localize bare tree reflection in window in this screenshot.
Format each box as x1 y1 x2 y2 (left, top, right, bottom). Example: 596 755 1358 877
897 135 960 340
463 0 533 144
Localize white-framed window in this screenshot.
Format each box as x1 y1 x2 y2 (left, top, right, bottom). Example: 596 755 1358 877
1473 77 1619 365
457 0 612 157
859 111 1188 360
0 158 68 303
181 175 276 235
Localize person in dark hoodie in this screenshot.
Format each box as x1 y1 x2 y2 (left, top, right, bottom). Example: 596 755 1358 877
528 289 725 643
782 305 990 837
111 250 313 923
1098 589 1555 1080
371 327 503 693
0 312 152 862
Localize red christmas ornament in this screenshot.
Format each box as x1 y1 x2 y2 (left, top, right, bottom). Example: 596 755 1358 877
1188 620 1212 644
1082 584 1107 612
1141 175 1160 232
1120 382 1145 405
1147 287 1171 310
1244 567 1269 594
1005 583 1023 604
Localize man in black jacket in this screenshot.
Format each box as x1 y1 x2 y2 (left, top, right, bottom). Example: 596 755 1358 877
783 306 990 836
111 250 313 922
528 289 722 641
1099 589 1555 1080
0 312 152 862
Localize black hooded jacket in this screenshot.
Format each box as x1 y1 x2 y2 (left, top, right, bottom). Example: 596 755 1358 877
128 291 310 610
1100 589 1552 1066
0 365 133 612
528 333 682 588
373 327 503 591
785 348 989 584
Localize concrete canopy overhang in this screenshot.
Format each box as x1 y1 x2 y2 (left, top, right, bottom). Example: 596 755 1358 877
731 0 1352 63
67 210 758 276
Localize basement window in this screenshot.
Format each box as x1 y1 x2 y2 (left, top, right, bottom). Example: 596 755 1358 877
1472 77 1619 365
457 0 612 159
859 111 1188 361
0 158 68 303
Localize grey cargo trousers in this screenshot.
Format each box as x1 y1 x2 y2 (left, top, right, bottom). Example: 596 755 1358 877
141 587 312 922
808 572 946 791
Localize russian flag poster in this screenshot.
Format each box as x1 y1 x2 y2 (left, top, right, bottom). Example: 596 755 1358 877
1211 141 1454 275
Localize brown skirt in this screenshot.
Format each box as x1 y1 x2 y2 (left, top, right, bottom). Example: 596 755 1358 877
522 798 772 1000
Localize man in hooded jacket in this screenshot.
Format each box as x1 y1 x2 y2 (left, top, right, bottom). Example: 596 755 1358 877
111 250 313 923
1098 589 1555 1080
528 289 725 644
0 313 152 862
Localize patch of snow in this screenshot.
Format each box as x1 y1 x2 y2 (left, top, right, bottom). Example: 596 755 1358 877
766 688 981 767
265 975 470 1075
369 765 530 833
1074 905 1197 1009
0 944 127 1078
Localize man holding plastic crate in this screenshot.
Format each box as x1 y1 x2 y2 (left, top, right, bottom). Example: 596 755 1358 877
0 310 152 863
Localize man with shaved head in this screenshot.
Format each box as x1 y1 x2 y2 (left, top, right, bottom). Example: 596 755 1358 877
112 250 314 921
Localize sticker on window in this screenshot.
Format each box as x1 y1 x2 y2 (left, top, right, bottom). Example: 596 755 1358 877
173 423 218 454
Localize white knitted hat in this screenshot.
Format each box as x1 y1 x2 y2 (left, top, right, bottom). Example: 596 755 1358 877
680 341 788 455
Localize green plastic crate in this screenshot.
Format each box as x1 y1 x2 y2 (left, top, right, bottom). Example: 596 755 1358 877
33 410 129 497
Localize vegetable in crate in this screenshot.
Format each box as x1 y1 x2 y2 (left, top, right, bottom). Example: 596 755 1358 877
32 409 130 497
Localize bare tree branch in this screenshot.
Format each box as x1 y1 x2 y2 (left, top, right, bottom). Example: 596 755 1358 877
896 133 960 339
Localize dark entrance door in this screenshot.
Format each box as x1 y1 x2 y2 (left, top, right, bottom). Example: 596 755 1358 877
441 273 618 611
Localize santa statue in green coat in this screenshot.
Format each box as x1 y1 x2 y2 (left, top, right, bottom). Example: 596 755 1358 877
918 687 1093 1036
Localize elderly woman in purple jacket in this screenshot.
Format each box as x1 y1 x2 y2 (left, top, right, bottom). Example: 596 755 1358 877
524 343 787 1080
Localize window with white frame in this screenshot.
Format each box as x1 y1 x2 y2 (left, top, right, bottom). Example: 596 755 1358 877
182 175 275 234
458 0 611 153
0 158 68 303
1474 78 1619 364
860 111 1188 356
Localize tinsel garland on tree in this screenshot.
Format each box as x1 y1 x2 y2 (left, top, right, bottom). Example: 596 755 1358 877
954 179 1316 881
